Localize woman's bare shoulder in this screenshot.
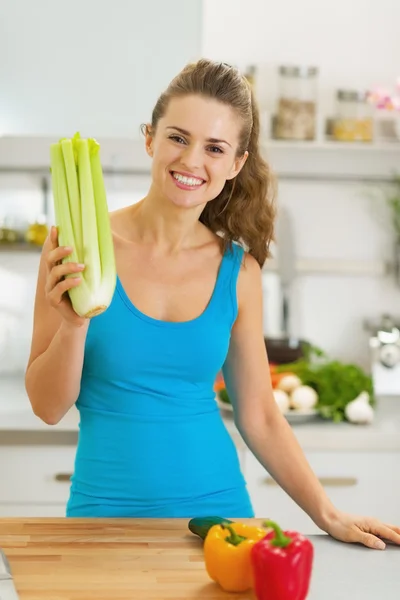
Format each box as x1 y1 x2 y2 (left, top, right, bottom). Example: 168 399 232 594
109 206 137 242
237 250 262 304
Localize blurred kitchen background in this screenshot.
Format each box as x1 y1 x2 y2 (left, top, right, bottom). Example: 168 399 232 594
1 0 400 524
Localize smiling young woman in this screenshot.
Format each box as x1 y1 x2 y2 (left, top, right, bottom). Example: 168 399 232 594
25 59 400 551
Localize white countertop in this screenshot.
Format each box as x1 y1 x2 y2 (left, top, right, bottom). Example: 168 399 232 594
1 374 400 451
307 535 399 599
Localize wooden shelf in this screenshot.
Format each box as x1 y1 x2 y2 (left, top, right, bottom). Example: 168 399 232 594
263 139 400 152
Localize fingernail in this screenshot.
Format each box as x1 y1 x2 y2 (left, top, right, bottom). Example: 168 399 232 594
77 264 85 269
376 541 385 550
65 246 73 252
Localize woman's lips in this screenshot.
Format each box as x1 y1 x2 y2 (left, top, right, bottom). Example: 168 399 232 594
170 171 205 190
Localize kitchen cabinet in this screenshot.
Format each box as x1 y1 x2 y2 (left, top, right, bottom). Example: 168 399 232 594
2 396 400 521
0 445 75 517
245 449 400 533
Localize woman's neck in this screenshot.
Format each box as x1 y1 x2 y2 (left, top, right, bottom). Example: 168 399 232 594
130 188 207 254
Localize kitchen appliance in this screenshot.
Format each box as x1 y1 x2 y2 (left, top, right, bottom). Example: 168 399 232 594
0 549 19 599
365 314 400 395
264 206 310 364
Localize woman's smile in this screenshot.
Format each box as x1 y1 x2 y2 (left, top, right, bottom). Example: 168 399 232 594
169 170 206 191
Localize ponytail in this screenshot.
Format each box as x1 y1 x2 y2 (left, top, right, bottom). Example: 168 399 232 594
200 91 276 268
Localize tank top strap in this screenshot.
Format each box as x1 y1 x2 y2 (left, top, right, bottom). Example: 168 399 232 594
211 241 245 325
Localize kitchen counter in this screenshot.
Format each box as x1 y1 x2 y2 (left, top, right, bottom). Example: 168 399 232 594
1 375 400 451
0 518 398 599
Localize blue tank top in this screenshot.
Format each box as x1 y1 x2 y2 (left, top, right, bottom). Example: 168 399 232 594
66 242 254 518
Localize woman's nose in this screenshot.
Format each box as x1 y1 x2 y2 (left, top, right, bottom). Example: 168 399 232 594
180 144 203 171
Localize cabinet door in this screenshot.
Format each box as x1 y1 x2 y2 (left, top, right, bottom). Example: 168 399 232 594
0 504 66 517
245 450 400 534
0 445 76 504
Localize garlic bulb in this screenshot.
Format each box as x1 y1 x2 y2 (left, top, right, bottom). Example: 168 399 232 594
277 374 302 394
344 391 374 424
273 389 290 413
290 385 318 410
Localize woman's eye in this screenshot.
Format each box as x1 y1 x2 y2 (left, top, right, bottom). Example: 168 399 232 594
208 145 223 154
169 135 186 144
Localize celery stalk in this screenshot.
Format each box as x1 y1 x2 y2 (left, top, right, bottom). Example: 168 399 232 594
76 138 101 293
89 139 116 301
50 133 116 319
60 138 83 261
50 143 79 266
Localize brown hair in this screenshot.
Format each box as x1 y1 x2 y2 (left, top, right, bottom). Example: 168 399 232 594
146 59 276 268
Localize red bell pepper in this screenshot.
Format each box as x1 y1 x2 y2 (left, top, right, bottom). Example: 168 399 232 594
250 520 314 600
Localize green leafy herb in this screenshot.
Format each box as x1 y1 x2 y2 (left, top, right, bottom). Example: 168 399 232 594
276 346 375 422
218 388 231 404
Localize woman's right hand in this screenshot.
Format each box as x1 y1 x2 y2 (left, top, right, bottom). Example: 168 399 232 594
44 226 88 328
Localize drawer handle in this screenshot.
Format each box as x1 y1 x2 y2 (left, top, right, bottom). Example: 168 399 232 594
264 476 358 487
54 473 72 483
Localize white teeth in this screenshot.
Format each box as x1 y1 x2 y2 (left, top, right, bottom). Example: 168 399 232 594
172 172 203 186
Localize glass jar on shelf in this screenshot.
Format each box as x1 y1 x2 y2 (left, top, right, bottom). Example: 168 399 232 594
332 89 373 142
25 214 49 247
274 65 318 141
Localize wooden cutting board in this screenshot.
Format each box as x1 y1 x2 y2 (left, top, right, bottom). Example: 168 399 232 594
0 517 263 600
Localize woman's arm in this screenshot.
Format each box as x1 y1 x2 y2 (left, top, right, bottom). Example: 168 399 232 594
223 252 400 549
25 235 89 425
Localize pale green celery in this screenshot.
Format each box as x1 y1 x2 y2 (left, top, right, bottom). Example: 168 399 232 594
60 139 83 261
76 138 101 293
50 133 116 318
51 142 90 317
50 143 79 266
89 139 117 304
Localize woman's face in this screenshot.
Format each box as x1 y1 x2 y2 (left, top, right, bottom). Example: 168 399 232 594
145 94 248 210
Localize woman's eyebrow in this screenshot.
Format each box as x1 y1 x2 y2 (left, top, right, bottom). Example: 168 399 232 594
166 126 232 147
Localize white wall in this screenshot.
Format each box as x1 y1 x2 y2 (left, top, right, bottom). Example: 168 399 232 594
202 0 400 368
203 0 399 118
0 0 399 377
0 0 202 138
0 0 202 376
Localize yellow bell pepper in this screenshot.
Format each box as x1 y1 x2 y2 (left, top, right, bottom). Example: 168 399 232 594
204 521 266 592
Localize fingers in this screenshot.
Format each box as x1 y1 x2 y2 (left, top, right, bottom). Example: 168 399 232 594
50 225 58 247
47 276 82 309
357 532 386 550
354 519 400 550
46 262 85 294
384 523 400 536
46 245 73 270
372 523 400 546
46 226 75 269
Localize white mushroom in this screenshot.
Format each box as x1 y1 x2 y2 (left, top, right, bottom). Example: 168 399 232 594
290 385 318 410
273 389 290 413
277 374 302 394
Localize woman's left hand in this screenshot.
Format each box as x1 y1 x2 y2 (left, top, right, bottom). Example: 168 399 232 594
325 510 400 550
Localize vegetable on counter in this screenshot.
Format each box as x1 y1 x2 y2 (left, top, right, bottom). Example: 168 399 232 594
251 520 314 600
203 522 267 593
345 391 374 424
50 132 116 318
275 346 375 423
188 516 234 540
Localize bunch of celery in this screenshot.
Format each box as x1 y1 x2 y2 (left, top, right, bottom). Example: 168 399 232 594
50 132 116 318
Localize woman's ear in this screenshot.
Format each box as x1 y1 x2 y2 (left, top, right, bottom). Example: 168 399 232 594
145 124 154 157
226 150 249 180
